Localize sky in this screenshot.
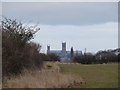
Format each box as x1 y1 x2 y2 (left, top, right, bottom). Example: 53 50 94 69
2 2 118 53
1 0 119 2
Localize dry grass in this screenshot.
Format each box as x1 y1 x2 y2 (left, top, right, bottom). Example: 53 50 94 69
3 62 84 88
0 82 2 89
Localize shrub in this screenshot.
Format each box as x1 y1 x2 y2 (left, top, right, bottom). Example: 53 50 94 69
2 18 42 77
47 53 60 62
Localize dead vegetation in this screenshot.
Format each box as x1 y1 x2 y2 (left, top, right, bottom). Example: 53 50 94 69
3 62 84 88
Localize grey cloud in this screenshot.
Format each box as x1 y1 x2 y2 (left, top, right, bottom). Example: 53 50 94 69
2 2 118 25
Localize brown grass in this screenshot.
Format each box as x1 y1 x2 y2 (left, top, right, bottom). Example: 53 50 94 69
3 62 84 88
0 82 2 89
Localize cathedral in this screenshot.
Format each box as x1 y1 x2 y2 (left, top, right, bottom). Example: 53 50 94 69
47 42 82 62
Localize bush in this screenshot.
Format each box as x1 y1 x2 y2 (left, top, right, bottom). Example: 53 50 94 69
42 53 60 62
47 53 60 62
2 18 42 77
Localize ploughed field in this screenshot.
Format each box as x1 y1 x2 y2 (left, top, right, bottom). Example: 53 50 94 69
59 63 118 88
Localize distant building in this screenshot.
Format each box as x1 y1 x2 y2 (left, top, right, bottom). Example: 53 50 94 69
47 42 82 62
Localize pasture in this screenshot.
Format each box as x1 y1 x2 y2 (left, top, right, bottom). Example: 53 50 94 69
59 63 118 88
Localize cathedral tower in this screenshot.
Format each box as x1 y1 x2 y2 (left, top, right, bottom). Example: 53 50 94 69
62 41 66 52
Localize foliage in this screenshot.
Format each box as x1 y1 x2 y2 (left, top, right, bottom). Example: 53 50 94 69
73 53 95 64
35 53 60 62
2 18 42 77
73 50 118 64
48 53 60 61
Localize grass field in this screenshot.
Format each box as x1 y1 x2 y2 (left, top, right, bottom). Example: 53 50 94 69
59 63 118 88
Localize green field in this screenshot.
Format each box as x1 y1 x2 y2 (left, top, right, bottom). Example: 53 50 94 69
59 63 118 88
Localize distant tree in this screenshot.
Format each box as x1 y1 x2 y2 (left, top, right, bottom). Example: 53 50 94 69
95 50 118 64
85 53 95 64
70 47 74 60
47 53 60 62
73 55 82 63
74 49 119 64
116 55 119 62
73 53 95 64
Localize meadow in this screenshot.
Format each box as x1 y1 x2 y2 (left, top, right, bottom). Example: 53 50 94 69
59 63 118 88
3 62 118 88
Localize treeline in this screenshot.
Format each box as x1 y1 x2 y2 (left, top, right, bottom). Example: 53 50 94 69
39 53 60 62
73 50 119 64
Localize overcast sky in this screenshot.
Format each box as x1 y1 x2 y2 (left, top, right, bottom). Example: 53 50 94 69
2 2 118 53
